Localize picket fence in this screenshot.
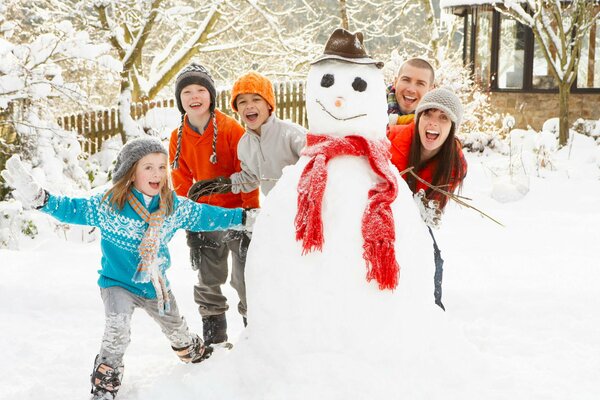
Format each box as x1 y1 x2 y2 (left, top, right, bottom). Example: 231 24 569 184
57 80 307 154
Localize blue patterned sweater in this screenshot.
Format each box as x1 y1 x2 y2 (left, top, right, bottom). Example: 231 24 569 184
40 189 243 299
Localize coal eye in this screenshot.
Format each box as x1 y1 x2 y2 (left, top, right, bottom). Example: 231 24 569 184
352 77 367 92
321 74 334 88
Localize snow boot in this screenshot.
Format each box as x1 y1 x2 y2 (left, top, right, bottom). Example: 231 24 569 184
202 313 228 346
172 334 213 363
90 356 123 400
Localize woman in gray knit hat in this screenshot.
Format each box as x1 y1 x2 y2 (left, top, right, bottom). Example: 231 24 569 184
1 137 258 399
387 87 468 311
388 86 467 211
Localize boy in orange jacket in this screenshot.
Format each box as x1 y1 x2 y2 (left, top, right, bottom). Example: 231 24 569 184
169 63 259 346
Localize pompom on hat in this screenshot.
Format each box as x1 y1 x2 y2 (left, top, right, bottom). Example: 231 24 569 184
311 28 383 69
174 63 216 114
112 137 168 183
415 87 463 127
230 71 276 113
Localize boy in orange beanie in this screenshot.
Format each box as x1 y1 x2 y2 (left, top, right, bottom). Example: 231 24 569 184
229 71 306 196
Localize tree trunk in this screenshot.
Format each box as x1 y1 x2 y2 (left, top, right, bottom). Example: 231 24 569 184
339 0 349 30
118 72 130 144
557 82 570 147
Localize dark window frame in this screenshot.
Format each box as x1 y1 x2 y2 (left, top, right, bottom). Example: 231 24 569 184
460 7 600 94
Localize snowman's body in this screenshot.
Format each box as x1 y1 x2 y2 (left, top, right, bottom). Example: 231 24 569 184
244 61 439 368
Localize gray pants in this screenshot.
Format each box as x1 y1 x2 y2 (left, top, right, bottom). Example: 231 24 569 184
193 230 247 318
97 286 196 367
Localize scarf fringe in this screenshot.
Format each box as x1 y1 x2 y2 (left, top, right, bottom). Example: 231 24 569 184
363 239 399 290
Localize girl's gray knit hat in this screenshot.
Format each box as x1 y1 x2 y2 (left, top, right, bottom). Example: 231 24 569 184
112 137 168 183
415 87 463 127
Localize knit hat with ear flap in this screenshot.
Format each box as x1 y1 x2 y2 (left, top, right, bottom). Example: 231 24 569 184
230 71 276 113
174 63 216 114
112 137 167 183
172 63 219 169
415 87 463 127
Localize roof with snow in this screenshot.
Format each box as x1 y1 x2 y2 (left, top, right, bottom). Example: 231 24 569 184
439 0 499 7
440 0 574 6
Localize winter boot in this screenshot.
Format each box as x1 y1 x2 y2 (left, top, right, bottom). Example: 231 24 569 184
172 334 213 363
202 313 227 346
90 356 123 400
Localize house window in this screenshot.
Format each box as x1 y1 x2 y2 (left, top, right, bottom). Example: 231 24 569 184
497 18 525 89
578 19 600 88
474 11 493 88
532 39 558 89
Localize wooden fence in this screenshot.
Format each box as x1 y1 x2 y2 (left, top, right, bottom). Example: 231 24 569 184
58 80 307 154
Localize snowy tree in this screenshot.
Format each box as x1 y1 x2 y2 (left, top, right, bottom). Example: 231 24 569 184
60 0 318 142
496 0 600 147
0 4 109 200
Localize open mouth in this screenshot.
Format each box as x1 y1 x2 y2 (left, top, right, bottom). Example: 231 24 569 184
316 99 366 121
402 95 417 106
425 130 440 140
189 102 202 109
245 111 259 123
149 182 160 190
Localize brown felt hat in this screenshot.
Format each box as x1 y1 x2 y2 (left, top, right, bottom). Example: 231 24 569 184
311 28 383 69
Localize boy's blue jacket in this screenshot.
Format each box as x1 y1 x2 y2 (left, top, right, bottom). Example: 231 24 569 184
40 189 243 299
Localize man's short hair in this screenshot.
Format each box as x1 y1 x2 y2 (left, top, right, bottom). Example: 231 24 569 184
397 58 435 85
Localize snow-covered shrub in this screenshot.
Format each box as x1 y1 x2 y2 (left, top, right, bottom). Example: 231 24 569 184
0 202 38 249
572 118 600 144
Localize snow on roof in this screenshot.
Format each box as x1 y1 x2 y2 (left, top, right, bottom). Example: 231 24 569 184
439 0 500 7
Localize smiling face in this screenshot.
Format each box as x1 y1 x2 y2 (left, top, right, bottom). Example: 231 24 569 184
236 93 272 134
132 153 168 197
417 108 452 161
180 83 212 124
306 61 388 140
394 64 434 115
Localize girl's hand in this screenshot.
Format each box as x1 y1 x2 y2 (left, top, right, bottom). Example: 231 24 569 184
1 155 46 209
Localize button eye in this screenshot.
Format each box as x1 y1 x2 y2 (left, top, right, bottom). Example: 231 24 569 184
352 77 367 92
321 74 334 88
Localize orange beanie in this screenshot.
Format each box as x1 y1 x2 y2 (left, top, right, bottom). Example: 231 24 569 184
231 71 276 113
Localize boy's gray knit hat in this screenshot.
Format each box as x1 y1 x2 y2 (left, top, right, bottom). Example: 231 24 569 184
175 63 216 114
112 137 168 183
416 87 463 127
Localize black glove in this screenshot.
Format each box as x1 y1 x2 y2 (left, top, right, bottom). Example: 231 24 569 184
188 177 232 201
186 231 220 271
222 230 252 259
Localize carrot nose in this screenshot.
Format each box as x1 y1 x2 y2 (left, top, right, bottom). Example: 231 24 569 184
334 97 344 108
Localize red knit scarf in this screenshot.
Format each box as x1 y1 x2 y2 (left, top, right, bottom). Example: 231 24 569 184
295 133 400 290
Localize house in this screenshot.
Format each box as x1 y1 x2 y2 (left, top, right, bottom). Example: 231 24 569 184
440 1 600 130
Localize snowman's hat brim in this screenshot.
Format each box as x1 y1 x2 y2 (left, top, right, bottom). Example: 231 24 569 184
311 54 384 69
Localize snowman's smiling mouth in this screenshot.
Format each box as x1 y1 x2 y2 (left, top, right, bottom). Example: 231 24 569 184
316 99 366 121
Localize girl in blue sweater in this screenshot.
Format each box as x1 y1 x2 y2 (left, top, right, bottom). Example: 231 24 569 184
1 137 256 400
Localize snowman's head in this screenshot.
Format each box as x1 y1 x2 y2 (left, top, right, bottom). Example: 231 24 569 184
306 29 388 140
306 61 388 140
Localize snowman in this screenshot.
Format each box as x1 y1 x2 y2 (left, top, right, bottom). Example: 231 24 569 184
235 29 457 394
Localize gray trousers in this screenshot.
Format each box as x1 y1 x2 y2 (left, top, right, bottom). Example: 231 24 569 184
193 230 247 318
97 286 197 367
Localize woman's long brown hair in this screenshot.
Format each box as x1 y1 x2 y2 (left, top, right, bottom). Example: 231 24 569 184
102 156 175 215
406 114 466 210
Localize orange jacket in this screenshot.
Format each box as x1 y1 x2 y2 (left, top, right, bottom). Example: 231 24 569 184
387 121 466 208
169 110 259 209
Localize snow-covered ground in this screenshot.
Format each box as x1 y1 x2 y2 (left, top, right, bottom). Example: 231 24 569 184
1 133 599 399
